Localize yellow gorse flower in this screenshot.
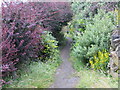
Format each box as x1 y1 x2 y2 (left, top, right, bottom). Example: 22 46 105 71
89 50 109 71
89 60 93 65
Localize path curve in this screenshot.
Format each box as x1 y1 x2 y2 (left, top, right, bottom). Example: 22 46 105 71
50 38 79 88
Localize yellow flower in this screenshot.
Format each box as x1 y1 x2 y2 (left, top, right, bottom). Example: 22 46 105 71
104 52 109 58
92 64 94 69
89 50 109 71
89 60 93 65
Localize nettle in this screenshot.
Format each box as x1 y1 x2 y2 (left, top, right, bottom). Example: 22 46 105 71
1 2 72 85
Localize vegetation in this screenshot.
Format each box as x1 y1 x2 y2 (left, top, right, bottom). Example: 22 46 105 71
67 2 117 72
70 56 118 88
1 1 119 88
1 1 72 86
67 2 118 88
40 31 60 62
89 50 109 72
71 10 115 71
3 61 60 88
76 67 118 88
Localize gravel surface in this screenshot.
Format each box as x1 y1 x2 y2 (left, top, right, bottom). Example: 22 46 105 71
50 38 79 88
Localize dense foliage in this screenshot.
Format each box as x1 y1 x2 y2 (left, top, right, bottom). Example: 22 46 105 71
68 2 117 39
71 10 115 63
40 31 60 62
2 2 44 78
1 1 118 87
1 1 72 85
89 50 109 72
71 2 117 16
67 2 117 72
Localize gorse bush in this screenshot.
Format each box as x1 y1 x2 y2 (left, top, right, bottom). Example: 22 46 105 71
89 50 109 72
70 9 115 69
66 2 117 74
40 31 60 62
1 1 72 85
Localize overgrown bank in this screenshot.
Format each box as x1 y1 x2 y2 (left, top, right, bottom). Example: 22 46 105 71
69 56 118 88
3 60 60 88
2 1 119 88
3 30 61 88
1 2 72 87
64 2 119 88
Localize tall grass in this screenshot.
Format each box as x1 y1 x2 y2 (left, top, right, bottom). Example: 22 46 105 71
3 60 60 88
76 69 118 88
70 56 118 88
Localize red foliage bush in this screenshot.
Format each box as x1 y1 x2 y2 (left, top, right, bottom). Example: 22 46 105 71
1 1 72 85
1 2 44 79
41 2 73 31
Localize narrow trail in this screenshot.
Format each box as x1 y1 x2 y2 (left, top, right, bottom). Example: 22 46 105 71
50 38 79 88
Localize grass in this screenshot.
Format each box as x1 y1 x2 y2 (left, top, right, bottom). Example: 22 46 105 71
75 68 118 88
3 60 60 88
70 56 118 88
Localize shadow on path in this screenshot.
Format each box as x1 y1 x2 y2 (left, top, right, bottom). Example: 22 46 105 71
50 38 79 88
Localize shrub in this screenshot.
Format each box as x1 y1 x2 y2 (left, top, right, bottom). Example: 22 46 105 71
1 2 45 82
71 2 117 17
41 2 73 31
1 1 72 85
46 2 73 45
66 3 117 73
71 9 115 65
40 31 60 62
67 2 93 40
67 2 117 40
89 50 109 72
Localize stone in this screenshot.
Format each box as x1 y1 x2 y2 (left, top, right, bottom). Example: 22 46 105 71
110 28 120 78
116 45 120 58
110 51 118 66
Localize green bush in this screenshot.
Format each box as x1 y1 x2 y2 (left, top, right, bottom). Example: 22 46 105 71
71 10 115 65
71 2 92 16
89 50 109 72
66 2 117 73
67 2 93 39
67 2 117 40
39 31 60 62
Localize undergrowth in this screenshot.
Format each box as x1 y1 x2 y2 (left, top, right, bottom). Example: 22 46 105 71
76 68 118 88
3 60 60 88
69 56 118 88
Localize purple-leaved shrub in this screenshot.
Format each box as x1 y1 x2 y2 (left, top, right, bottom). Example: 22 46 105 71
1 1 72 86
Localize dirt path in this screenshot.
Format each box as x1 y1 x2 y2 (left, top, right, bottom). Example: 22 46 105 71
50 38 79 88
